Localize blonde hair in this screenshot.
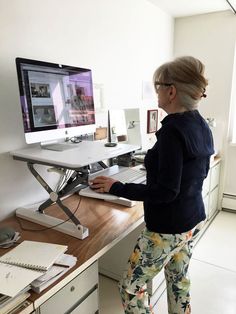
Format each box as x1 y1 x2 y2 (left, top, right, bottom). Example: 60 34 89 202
153 56 208 110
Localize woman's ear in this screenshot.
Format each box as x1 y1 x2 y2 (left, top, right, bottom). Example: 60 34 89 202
169 85 176 100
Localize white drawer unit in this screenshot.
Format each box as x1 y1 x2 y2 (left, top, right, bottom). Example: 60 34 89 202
202 173 210 198
202 159 221 220
210 162 220 191
208 186 219 219
39 261 98 314
203 194 209 218
99 222 145 281
147 269 165 295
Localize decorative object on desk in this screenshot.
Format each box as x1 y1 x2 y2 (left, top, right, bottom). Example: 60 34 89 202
0 227 20 248
104 142 117 147
105 110 118 147
147 109 158 133
117 135 127 142
94 127 107 140
0 240 68 271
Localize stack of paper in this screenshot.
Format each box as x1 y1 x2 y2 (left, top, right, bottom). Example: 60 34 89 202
0 292 30 314
0 263 42 298
31 254 77 293
0 240 68 298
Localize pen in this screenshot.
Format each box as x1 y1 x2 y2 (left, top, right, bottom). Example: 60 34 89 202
53 263 70 268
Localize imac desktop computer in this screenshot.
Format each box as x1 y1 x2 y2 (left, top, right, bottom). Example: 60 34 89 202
15 57 96 150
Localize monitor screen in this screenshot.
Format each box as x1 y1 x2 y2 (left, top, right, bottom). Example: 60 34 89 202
15 57 96 145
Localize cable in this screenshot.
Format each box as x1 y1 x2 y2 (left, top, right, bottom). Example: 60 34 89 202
56 169 73 193
16 197 82 232
226 0 236 14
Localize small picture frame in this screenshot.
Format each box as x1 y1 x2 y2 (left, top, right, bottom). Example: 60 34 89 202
147 109 158 133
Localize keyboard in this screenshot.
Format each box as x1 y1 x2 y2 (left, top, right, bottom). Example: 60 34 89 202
79 165 146 205
108 167 146 184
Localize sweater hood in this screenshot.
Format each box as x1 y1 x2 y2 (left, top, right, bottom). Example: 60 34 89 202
160 110 214 158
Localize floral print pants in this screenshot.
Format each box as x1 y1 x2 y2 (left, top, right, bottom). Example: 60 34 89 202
118 222 204 314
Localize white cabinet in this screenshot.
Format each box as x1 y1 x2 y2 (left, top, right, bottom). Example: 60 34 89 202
99 222 145 280
39 261 98 314
202 159 221 220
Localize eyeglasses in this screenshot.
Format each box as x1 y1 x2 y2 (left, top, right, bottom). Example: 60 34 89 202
202 88 207 98
154 82 173 93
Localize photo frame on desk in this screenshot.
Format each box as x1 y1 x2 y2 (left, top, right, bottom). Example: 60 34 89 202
147 109 158 133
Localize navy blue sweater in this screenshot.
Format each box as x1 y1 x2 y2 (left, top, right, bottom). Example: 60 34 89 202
109 110 214 233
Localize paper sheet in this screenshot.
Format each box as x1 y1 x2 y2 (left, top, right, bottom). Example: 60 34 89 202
0 264 42 297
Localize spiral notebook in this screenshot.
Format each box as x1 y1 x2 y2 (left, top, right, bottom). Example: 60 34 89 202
0 240 68 272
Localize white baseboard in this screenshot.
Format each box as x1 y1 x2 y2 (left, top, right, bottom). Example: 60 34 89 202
222 194 236 211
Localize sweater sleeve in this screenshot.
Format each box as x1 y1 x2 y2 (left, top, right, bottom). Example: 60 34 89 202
109 127 183 203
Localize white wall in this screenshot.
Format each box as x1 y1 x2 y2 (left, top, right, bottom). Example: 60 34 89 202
174 10 236 196
0 0 173 219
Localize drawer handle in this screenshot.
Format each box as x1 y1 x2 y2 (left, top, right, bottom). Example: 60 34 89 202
70 286 75 292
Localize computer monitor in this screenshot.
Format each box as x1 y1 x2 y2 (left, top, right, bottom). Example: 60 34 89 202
15 57 96 146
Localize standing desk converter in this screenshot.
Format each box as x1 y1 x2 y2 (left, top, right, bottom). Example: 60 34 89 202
10 141 140 239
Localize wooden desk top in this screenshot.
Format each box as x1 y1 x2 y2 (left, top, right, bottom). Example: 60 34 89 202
0 195 144 308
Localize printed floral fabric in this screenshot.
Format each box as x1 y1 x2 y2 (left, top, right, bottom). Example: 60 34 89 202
119 222 203 314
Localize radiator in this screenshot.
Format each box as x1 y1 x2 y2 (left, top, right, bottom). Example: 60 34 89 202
222 194 236 211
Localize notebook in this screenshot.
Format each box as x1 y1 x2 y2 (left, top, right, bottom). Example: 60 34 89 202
0 240 68 272
0 263 41 297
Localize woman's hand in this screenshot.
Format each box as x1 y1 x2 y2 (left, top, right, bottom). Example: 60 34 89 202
89 176 118 193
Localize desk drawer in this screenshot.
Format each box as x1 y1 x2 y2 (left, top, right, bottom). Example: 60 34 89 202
147 269 165 295
39 261 98 314
210 163 220 191
208 187 219 219
70 289 98 314
202 174 210 198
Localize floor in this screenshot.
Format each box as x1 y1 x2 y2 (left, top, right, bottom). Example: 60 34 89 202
99 210 236 314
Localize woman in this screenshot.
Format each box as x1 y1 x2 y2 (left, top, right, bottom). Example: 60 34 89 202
90 56 214 314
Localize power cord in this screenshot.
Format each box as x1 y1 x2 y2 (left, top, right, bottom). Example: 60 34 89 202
16 197 82 232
